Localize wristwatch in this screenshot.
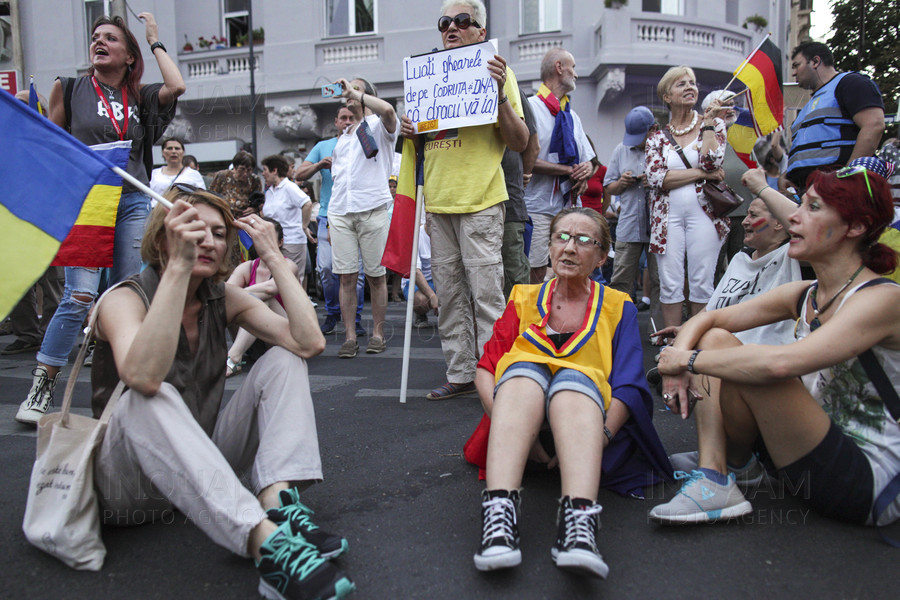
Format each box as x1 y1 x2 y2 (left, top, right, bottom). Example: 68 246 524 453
150 41 167 53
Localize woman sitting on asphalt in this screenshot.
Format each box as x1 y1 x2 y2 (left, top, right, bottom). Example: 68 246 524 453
89 187 354 599
225 216 299 376
652 163 900 530
470 207 671 579
650 167 804 485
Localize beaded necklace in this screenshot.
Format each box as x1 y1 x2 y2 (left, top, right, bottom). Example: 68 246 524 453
668 111 698 136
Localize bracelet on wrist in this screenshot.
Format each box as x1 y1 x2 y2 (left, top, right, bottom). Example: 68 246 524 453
498 95 509 106
149 41 167 54
700 125 715 133
755 185 771 198
687 349 702 374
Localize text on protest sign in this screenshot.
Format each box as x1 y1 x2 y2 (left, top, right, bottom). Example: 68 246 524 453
403 41 499 134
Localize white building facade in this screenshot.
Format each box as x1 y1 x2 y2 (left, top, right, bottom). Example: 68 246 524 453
6 0 790 168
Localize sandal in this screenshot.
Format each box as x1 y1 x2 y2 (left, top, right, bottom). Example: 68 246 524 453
226 356 242 377
426 381 475 401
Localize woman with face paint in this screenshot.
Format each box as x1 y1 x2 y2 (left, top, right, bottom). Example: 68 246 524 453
651 160 900 533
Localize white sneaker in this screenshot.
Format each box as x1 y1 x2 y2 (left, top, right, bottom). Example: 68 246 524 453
649 470 752 524
15 366 59 425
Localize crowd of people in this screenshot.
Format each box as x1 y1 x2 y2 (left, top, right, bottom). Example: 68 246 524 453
6 2 900 599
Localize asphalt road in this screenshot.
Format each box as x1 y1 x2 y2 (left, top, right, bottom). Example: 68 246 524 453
1 300 896 599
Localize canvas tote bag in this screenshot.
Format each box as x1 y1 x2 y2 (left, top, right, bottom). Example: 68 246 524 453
22 282 132 570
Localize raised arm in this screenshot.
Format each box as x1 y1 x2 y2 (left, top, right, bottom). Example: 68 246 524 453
336 77 396 133
139 12 186 106
742 167 799 229
97 201 208 395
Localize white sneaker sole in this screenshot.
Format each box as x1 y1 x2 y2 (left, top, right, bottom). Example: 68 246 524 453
551 547 609 579
473 548 521 571
649 499 753 524
15 408 43 425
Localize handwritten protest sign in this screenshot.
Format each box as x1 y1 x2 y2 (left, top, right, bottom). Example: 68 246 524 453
403 40 499 134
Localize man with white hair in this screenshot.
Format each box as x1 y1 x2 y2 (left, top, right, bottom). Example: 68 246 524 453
399 0 529 400
524 47 596 284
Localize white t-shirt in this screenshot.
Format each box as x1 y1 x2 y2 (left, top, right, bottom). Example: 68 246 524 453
329 114 398 216
706 244 802 345
262 178 311 245
149 166 206 203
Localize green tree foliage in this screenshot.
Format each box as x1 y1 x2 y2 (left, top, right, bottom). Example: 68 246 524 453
825 0 899 130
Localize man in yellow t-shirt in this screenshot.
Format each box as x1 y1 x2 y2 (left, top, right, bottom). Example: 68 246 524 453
400 0 528 400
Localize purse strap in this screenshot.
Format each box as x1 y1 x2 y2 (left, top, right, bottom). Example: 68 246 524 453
662 127 693 170
59 279 143 427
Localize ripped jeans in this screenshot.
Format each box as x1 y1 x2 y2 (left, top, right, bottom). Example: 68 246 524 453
36 191 149 366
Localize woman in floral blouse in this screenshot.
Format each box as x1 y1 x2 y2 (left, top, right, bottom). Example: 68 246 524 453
645 66 730 329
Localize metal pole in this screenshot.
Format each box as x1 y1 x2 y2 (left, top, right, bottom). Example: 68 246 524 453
9 0 24 93
248 0 258 161
110 0 126 20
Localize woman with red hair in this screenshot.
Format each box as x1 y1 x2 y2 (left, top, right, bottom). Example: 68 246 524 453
651 162 900 530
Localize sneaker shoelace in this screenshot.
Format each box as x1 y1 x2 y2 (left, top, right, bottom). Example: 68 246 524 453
562 504 602 551
26 370 54 411
280 501 320 532
481 497 516 546
674 469 719 501
267 532 326 580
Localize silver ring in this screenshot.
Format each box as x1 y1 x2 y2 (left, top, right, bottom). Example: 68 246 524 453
663 394 672 401
249 218 257 225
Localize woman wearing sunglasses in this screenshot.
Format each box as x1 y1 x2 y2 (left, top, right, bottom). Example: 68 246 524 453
470 207 671 578
88 187 354 598
652 162 900 532
16 13 184 425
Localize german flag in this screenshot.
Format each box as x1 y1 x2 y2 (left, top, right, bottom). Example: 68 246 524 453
733 38 783 136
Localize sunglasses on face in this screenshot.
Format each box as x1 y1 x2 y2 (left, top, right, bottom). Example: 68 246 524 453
551 232 601 249
836 165 874 201
438 13 481 33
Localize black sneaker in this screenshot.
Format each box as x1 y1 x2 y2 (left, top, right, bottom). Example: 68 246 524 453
0 338 41 355
256 521 355 600
267 488 349 560
320 315 338 335
473 489 521 571
551 496 608 578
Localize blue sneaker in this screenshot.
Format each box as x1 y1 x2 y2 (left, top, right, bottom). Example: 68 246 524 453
256 521 355 600
267 488 349 560
355 322 367 337
320 315 338 334
648 470 752 524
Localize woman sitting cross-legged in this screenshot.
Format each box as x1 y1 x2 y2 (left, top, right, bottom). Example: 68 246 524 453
651 164 900 530
471 207 672 579
89 188 355 599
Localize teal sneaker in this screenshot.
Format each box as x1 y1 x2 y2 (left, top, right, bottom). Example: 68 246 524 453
256 521 355 600
267 488 349 560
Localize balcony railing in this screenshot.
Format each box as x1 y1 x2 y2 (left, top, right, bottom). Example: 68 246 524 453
179 46 262 80
316 38 381 66
631 17 748 55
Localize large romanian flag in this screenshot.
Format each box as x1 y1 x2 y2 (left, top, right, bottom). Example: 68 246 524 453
380 138 421 278
733 38 784 136
0 90 124 320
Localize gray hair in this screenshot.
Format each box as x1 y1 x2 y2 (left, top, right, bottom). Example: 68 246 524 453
540 47 571 82
440 0 487 29
701 89 736 111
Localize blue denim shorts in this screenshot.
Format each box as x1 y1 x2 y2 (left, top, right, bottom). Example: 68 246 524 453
495 361 606 419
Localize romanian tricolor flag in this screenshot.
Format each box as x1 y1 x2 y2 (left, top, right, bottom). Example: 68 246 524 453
0 90 123 319
380 138 421 278
28 77 45 115
51 140 129 267
733 37 784 136
727 107 759 169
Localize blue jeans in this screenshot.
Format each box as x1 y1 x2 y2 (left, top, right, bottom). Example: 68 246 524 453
37 191 149 366
316 216 363 320
495 361 606 419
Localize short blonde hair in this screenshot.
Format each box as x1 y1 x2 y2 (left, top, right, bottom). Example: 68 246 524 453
657 66 696 109
141 189 237 283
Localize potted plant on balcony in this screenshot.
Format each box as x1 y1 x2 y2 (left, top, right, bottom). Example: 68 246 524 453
197 36 212 51
743 15 768 32
182 35 193 53
252 27 264 45
604 0 627 7
212 35 227 49
236 32 248 47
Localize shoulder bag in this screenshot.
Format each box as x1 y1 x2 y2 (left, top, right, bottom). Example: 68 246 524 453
662 127 741 218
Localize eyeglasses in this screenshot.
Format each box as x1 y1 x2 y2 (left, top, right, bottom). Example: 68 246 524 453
836 165 873 201
551 232 601 249
438 13 481 33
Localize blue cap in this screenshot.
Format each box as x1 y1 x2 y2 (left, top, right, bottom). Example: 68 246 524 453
624 106 655 146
